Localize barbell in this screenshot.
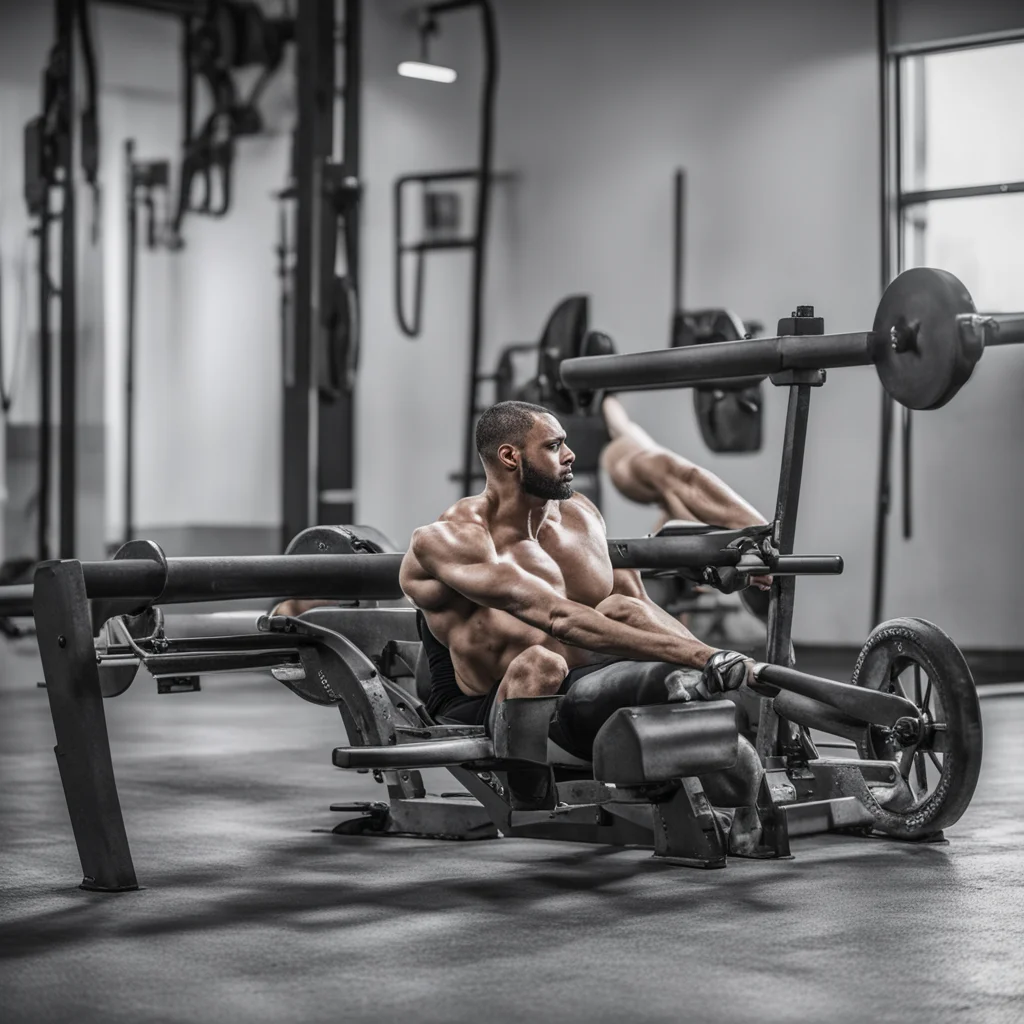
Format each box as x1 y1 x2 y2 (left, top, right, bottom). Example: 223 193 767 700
560 268 1023 410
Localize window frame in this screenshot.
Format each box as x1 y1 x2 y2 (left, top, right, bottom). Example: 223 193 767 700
885 35 1024 279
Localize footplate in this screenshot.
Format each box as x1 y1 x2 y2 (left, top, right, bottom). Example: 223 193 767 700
331 795 499 840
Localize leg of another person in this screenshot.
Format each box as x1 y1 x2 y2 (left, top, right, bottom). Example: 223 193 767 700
602 395 765 529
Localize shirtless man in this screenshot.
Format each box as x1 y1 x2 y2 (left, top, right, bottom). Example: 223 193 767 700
400 400 764 841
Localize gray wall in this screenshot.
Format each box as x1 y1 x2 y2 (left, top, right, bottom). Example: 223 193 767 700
1 0 1020 646
481 0 885 644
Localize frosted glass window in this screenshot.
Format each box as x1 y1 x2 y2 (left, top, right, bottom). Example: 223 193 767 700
900 194 1024 311
900 41 1024 194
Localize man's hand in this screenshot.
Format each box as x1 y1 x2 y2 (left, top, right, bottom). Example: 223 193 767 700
748 574 773 592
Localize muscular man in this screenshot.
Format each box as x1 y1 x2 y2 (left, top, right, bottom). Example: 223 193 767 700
400 400 764 846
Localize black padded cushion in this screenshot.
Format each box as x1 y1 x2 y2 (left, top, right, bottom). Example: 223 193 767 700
655 519 718 537
592 702 738 786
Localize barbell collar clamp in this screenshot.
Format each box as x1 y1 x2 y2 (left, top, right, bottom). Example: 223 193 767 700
959 311 1024 349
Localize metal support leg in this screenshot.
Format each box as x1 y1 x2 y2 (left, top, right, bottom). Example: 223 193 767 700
35 560 138 891
761 381 815 758
651 779 728 868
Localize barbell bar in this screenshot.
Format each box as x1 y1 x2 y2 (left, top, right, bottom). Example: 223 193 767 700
560 268 1023 411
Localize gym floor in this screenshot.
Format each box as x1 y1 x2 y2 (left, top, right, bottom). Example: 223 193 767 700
1 638 1022 1024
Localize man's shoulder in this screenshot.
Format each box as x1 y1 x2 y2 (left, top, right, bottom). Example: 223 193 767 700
563 492 606 529
412 502 494 562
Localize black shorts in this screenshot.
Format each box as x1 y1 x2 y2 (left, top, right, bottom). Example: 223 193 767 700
417 613 685 750
418 611 605 726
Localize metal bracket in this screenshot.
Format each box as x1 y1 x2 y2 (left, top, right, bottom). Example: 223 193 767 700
769 368 827 387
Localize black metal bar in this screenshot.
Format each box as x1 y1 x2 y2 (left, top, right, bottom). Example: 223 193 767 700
282 0 335 548
872 389 895 627
159 553 405 603
58 0 77 559
79 558 168 597
459 0 498 496
758 381 814 760
426 0 488 15
96 0 206 14
672 168 685 315
755 663 919 728
607 534 746 571
35 560 139 891
401 239 477 252
395 168 482 185
139 649 302 676
315 0 359 528
124 140 137 543
773 555 844 575
37 195 53 563
334 735 495 769
560 332 872 392
766 384 813 671
899 180 1024 206
871 0 898 628
0 584 35 617
976 312 1024 346
901 403 912 539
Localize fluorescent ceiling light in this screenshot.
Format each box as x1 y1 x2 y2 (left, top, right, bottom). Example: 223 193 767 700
398 60 457 84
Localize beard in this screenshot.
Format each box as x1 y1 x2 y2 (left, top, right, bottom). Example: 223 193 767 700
521 456 574 501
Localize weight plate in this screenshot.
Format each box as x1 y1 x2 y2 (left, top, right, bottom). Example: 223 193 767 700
873 267 979 410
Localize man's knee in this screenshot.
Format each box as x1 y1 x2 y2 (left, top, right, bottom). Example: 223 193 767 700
502 645 568 699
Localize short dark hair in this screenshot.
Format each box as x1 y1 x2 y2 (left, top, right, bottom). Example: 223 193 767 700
475 400 552 466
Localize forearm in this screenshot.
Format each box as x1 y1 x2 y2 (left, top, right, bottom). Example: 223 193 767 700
551 602 713 667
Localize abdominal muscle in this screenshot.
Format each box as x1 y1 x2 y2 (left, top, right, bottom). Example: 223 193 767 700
429 605 596 696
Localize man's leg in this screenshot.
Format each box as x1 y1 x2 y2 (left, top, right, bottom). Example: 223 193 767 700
496 645 569 702
554 659 767 855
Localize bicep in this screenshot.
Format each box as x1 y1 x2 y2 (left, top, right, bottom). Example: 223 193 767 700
440 559 563 624
611 568 648 600
414 527 564 626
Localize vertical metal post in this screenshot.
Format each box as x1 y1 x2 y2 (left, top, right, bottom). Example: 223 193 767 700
283 0 335 549
316 0 359 528
35 560 138 891
57 0 77 559
870 0 900 627
37 195 53 563
673 168 685 315
125 141 137 544
766 384 812 666
458 0 497 496
759 381 814 760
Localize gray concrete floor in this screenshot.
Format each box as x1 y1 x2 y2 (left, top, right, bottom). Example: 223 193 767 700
1 636 1023 1024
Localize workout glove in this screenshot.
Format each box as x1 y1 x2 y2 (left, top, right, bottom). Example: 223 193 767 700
667 650 749 702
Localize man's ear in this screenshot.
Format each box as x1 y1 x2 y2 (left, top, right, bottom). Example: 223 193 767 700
497 443 519 471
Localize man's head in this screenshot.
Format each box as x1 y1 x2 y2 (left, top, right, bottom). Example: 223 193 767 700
475 401 576 500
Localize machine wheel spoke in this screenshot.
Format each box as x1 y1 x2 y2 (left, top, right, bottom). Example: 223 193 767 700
890 666 910 702
914 750 928 793
928 750 943 774
899 745 916 780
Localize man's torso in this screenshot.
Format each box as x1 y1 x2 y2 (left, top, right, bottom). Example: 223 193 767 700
401 495 614 695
